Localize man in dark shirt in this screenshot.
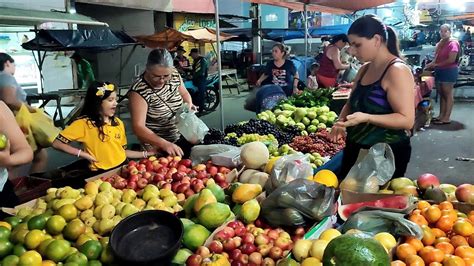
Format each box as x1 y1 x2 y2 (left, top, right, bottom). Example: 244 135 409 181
190 48 209 112
173 46 191 78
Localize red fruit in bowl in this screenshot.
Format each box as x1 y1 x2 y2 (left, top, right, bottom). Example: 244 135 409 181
171 181 181 192
227 221 244 230
230 249 242 261
214 230 230 242
249 252 263 265
188 170 198 178
177 183 190 194
274 237 291 250
172 172 185 181
221 227 235 238
137 178 148 189
153 173 165 183
242 233 255 244
456 184 474 203
232 236 242 248
127 181 137 190
179 159 192 167
209 240 224 254
241 243 257 255
417 173 440 190
268 246 283 260
208 166 218 177
184 188 195 198
128 160 137 167
267 230 279 240
153 164 162 172
218 166 231 174
258 244 272 257
237 254 249 264
186 254 202 266
214 173 226 183
162 183 172 190
295 227 305 237
129 174 139 183
263 257 276 266
197 171 208 179
231 261 244 266
255 234 270 245
177 164 188 174
195 246 210 259
223 239 237 252
145 162 154 172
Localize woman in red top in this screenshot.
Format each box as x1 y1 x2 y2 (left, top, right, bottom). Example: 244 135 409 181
316 34 350 88
425 24 459 124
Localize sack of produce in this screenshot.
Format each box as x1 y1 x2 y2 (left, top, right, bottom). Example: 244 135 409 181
265 153 313 193
261 178 336 227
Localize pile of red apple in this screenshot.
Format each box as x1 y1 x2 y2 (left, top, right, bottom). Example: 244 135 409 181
186 220 296 266
102 156 231 197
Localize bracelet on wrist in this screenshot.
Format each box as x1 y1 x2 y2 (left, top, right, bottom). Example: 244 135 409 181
76 149 82 157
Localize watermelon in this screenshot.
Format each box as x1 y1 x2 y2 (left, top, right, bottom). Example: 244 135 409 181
338 195 409 221
323 234 389 266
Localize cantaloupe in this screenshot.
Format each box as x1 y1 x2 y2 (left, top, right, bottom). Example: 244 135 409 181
240 141 269 169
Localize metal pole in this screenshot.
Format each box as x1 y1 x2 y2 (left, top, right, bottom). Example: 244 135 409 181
304 4 308 78
214 0 225 130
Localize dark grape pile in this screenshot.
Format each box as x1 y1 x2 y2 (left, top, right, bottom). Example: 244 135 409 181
224 119 299 145
203 119 300 146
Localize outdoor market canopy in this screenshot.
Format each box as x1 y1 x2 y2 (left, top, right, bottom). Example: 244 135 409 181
245 0 396 14
134 28 236 49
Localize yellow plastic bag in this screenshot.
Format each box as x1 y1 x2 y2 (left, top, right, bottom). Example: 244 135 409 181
30 109 60 148
15 104 37 151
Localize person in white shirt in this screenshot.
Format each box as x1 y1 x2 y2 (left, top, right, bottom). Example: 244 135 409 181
307 63 320 90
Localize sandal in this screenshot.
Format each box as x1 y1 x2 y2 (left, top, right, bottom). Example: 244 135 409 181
432 117 440 121
432 120 451 125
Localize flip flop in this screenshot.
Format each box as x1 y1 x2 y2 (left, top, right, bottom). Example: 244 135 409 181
432 120 451 125
432 117 440 121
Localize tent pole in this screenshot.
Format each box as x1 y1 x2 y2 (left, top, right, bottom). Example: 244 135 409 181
34 25 44 93
304 3 308 78
214 0 225 130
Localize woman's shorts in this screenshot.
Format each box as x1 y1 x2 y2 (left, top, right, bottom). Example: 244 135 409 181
434 67 459 84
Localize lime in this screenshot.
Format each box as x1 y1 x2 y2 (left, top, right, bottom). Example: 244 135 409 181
12 243 27 256
79 240 102 260
45 239 71 262
0 239 14 258
4 217 21 229
66 252 88 266
38 238 54 256
46 215 67 235
27 215 47 230
0 133 8 150
24 229 45 250
0 226 11 240
18 250 42 266
0 222 12 231
2 254 19 266
88 260 102 266
63 220 86 241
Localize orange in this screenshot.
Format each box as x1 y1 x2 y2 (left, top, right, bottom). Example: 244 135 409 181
423 206 442 224
442 210 458 222
437 216 455 232
419 246 435 258
418 201 432 210
397 243 417 260
428 263 442 266
464 258 474 266
421 248 445 264
413 209 422 216
439 201 454 211
468 211 474 223
422 225 436 246
406 237 424 252
410 213 429 226
452 235 470 248
436 242 455 255
313 170 338 188
434 237 451 245
391 260 407 266
468 234 474 247
455 246 474 259
443 255 466 266
405 254 425 266
19 250 42 266
431 228 447 238
454 220 474 237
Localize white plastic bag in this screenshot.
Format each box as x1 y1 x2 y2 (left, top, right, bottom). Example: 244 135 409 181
265 153 314 194
176 104 209 144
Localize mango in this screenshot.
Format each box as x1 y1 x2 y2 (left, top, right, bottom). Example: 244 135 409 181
232 184 262 204
239 199 260 224
197 202 231 230
206 183 225 203
182 224 210 251
193 189 217 214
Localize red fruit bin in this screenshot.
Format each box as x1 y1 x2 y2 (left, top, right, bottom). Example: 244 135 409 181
11 176 52 204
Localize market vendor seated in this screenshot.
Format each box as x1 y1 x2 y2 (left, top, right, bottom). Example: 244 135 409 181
173 46 192 78
128 48 196 158
0 100 34 210
52 82 154 180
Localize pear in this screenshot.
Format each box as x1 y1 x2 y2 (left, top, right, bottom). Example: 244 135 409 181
163 195 178 207
100 204 116 219
292 239 313 262
99 219 114 235
132 199 146 210
121 204 139 218
144 184 160 195
94 193 110 206
74 195 94 211
84 216 97 228
121 189 137 203
80 209 94 222
99 182 113 192
85 182 99 196
142 190 158 202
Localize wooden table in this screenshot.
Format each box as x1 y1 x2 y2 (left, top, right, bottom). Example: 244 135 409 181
219 68 242 94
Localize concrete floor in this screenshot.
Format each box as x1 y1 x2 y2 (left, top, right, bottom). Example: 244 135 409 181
38 85 473 185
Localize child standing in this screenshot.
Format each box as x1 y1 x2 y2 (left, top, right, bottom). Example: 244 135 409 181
307 63 320 90
52 82 153 181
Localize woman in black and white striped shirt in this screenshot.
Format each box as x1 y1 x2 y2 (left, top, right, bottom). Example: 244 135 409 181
128 49 196 157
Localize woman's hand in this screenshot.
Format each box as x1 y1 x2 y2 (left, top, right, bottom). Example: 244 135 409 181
340 112 370 127
81 151 97 162
293 88 301 95
0 140 11 167
188 103 198 112
162 141 184 157
424 62 435 70
329 124 346 143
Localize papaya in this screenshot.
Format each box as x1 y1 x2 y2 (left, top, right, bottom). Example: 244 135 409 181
232 184 262 204
193 189 217 214
206 183 225 203
180 218 195 231
183 194 198 218
239 199 260 224
197 202 231 230
322 234 389 266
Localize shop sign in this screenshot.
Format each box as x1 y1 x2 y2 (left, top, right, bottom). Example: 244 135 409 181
177 16 215 31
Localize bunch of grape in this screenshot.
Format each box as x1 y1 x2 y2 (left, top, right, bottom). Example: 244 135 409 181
203 128 238 146
235 133 278 153
224 119 299 145
290 129 345 157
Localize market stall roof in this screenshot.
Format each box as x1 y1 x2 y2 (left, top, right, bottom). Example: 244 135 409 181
21 28 136 52
245 0 395 14
263 24 350 41
135 28 236 49
0 7 108 27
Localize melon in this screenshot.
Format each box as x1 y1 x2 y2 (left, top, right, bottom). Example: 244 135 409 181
240 141 269 169
322 234 389 266
338 195 409 221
